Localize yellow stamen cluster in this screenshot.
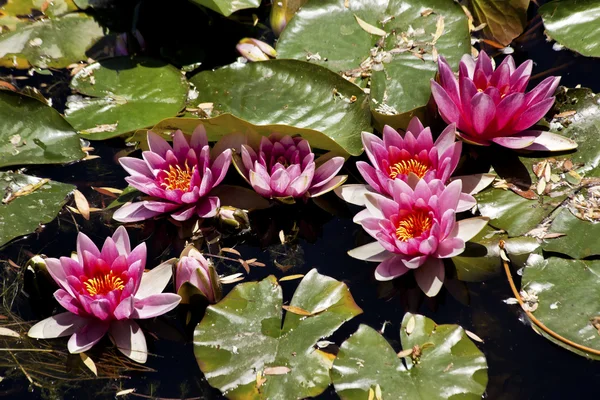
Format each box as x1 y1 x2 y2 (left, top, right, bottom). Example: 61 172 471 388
161 162 194 192
389 159 429 179
84 270 125 296
395 211 433 242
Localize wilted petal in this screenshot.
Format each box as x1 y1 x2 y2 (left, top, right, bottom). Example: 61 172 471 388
28 313 88 339
414 258 445 297
523 131 578 151
67 320 109 353
109 320 148 364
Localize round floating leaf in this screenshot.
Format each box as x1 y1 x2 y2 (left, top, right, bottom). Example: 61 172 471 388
65 57 189 140
187 0 260 16
452 226 539 282
543 207 600 259
539 0 600 58
131 114 354 155
331 313 488 399
521 256 600 359
0 13 104 69
0 91 84 168
188 59 371 156
193 269 362 399
468 0 529 46
276 0 471 126
0 172 75 248
0 0 78 31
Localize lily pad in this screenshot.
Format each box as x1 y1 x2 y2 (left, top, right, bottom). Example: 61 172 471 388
131 114 354 156
188 60 371 156
187 0 260 16
65 57 189 140
539 0 600 58
0 90 84 168
276 0 471 126
452 226 539 281
0 13 104 69
521 256 600 359
0 0 78 31
543 207 600 259
0 172 74 248
468 0 529 46
193 269 362 399
331 314 488 399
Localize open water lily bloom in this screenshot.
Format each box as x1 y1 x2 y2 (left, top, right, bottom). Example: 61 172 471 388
348 179 488 297
114 125 232 222
28 227 181 363
431 52 577 151
233 133 347 200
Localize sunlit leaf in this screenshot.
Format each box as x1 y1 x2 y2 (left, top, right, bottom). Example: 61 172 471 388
187 0 260 16
193 269 362 399
331 314 488 399
65 57 189 139
0 0 78 31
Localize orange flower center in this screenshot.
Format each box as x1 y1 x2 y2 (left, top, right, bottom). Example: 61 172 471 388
389 159 429 179
395 210 433 242
84 270 125 296
161 162 194 192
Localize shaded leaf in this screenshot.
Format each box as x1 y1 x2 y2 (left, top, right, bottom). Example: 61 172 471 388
187 0 260 16
469 0 529 46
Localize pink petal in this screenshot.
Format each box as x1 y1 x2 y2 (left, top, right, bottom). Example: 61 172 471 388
28 312 87 339
288 163 315 197
54 289 85 315
348 241 391 262
190 125 208 154
470 93 496 135
437 56 460 105
436 237 465 258
311 156 344 189
475 51 493 78
308 175 347 197
142 151 167 175
67 321 109 353
45 258 74 296
493 93 525 131
147 131 172 159
456 192 477 212
433 123 457 154
459 54 476 79
361 131 384 168
210 149 233 186
113 202 164 223
135 261 173 299
89 299 112 321
491 134 538 149
114 296 134 320
270 168 291 195
171 205 197 221
374 256 410 281
196 196 220 218
119 157 153 178
431 80 460 124
414 258 445 297
510 59 533 87
249 169 273 197
112 226 131 255
382 125 403 149
512 97 555 132
356 161 384 193
132 293 181 319
172 130 191 161
109 320 148 363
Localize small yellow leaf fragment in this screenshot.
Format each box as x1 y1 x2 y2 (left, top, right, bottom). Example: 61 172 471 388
554 110 576 118
406 315 416 335
3 178 50 204
536 178 546 195
375 384 383 400
421 8 434 17
282 305 312 316
116 389 135 397
263 366 291 375
81 123 118 134
256 371 267 388
80 353 98 376
92 187 122 198
354 15 387 36
368 388 375 400
397 348 413 358
279 274 304 282
0 327 20 338
221 247 241 256
73 189 90 220
465 329 484 343
344 0 350 8
431 16 445 45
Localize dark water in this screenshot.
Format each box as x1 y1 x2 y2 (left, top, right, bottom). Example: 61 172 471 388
2 1 600 399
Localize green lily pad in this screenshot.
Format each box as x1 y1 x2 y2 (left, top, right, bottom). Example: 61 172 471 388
275 0 471 126
0 172 75 248
0 0 78 31
193 269 362 399
188 59 371 156
0 91 84 168
468 0 529 46
65 57 189 140
331 313 488 399
131 114 354 156
452 226 539 282
187 0 260 16
521 256 600 359
0 13 104 69
543 207 600 259
539 0 600 58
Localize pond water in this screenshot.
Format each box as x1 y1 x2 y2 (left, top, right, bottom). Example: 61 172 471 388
2 1 600 399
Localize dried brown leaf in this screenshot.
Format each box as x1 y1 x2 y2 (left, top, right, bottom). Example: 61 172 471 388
282 305 312 316
263 366 291 375
279 274 304 282
73 189 90 220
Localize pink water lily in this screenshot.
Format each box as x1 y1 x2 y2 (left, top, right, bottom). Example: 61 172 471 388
28 227 181 363
114 125 232 222
175 245 216 303
233 134 347 200
348 179 488 297
431 52 577 151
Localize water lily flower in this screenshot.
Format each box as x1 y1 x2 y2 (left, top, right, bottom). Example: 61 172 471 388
348 179 488 297
431 52 577 151
114 126 232 222
236 38 277 62
232 134 347 200
28 227 181 363
336 117 490 212
175 245 219 304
